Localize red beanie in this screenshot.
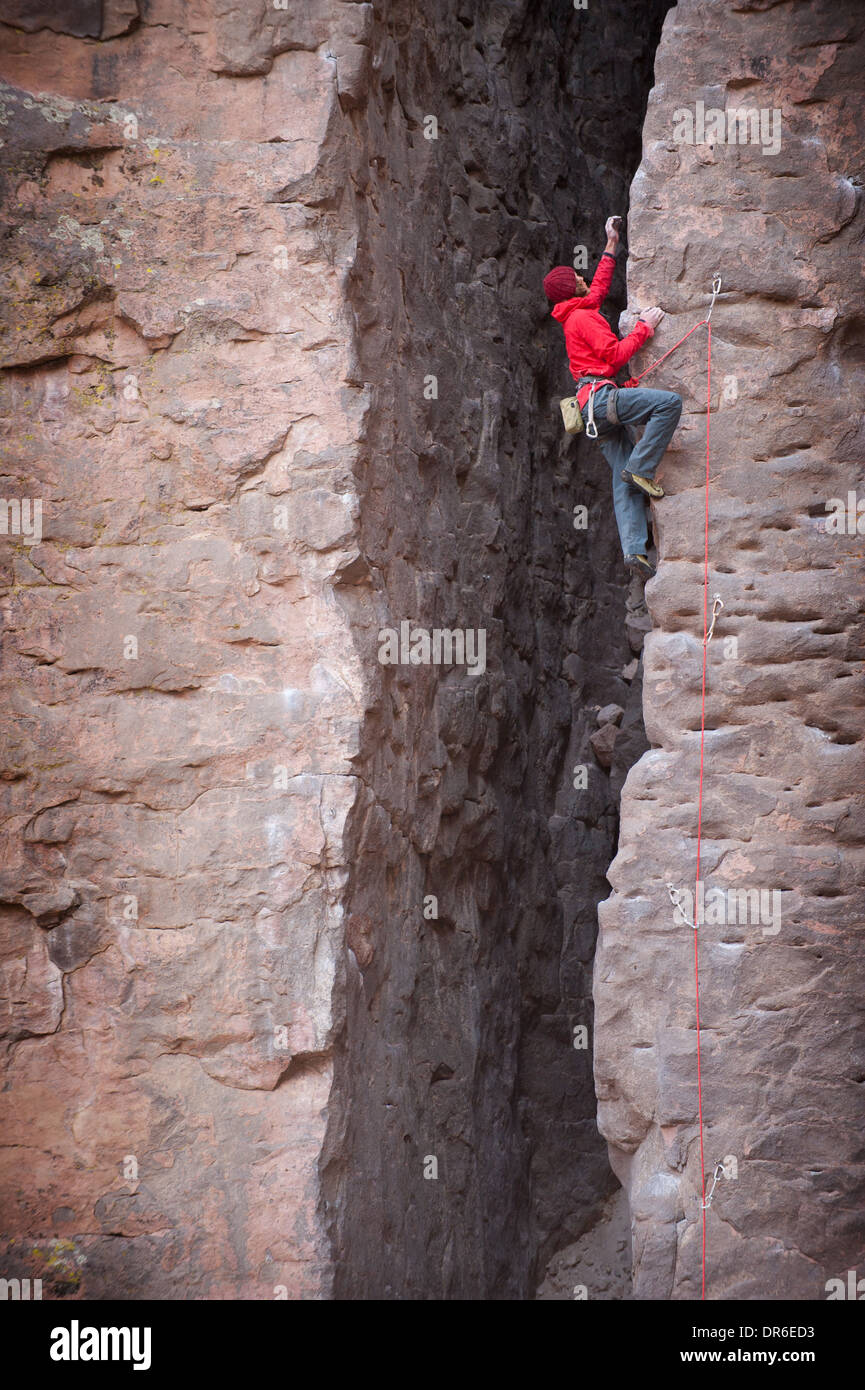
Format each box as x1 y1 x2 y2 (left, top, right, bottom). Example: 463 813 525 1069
543 265 578 303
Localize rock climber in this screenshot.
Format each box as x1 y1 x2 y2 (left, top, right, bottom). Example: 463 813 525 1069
544 216 682 580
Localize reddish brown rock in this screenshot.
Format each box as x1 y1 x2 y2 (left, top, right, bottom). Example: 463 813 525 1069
595 0 865 1300
0 0 668 1301
590 722 619 769
0 1 366 1299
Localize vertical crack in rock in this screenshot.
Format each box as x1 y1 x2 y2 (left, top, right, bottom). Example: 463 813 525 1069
596 0 865 1300
322 0 671 1299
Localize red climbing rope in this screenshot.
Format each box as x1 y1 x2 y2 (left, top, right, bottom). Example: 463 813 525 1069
636 283 719 1300
625 318 710 388
693 316 712 1301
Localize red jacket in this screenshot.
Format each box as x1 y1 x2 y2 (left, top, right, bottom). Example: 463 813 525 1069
551 253 654 408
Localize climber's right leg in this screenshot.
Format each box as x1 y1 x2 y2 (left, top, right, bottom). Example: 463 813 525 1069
614 386 682 483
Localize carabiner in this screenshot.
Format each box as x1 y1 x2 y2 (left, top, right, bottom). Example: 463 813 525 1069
704 593 724 645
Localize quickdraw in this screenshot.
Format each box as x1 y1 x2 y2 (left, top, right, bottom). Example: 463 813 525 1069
704 593 724 645
625 275 722 387
702 1160 728 1211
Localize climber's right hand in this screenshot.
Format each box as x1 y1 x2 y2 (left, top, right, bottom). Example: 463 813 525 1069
640 306 664 330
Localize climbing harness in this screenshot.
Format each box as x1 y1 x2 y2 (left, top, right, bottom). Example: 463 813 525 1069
580 377 618 439
560 382 619 437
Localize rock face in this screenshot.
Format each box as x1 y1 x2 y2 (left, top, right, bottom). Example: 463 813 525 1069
0 1 669 1298
595 0 865 1299
0 2 371 1299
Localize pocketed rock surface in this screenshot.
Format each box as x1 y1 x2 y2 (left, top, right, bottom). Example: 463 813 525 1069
594 0 865 1299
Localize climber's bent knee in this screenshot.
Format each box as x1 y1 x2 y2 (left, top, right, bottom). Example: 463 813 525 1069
656 391 683 417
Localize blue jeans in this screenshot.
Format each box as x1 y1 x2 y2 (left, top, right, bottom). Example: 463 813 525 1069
587 385 682 556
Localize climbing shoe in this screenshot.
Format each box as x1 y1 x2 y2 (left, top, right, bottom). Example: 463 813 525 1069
622 469 665 500
625 553 656 580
